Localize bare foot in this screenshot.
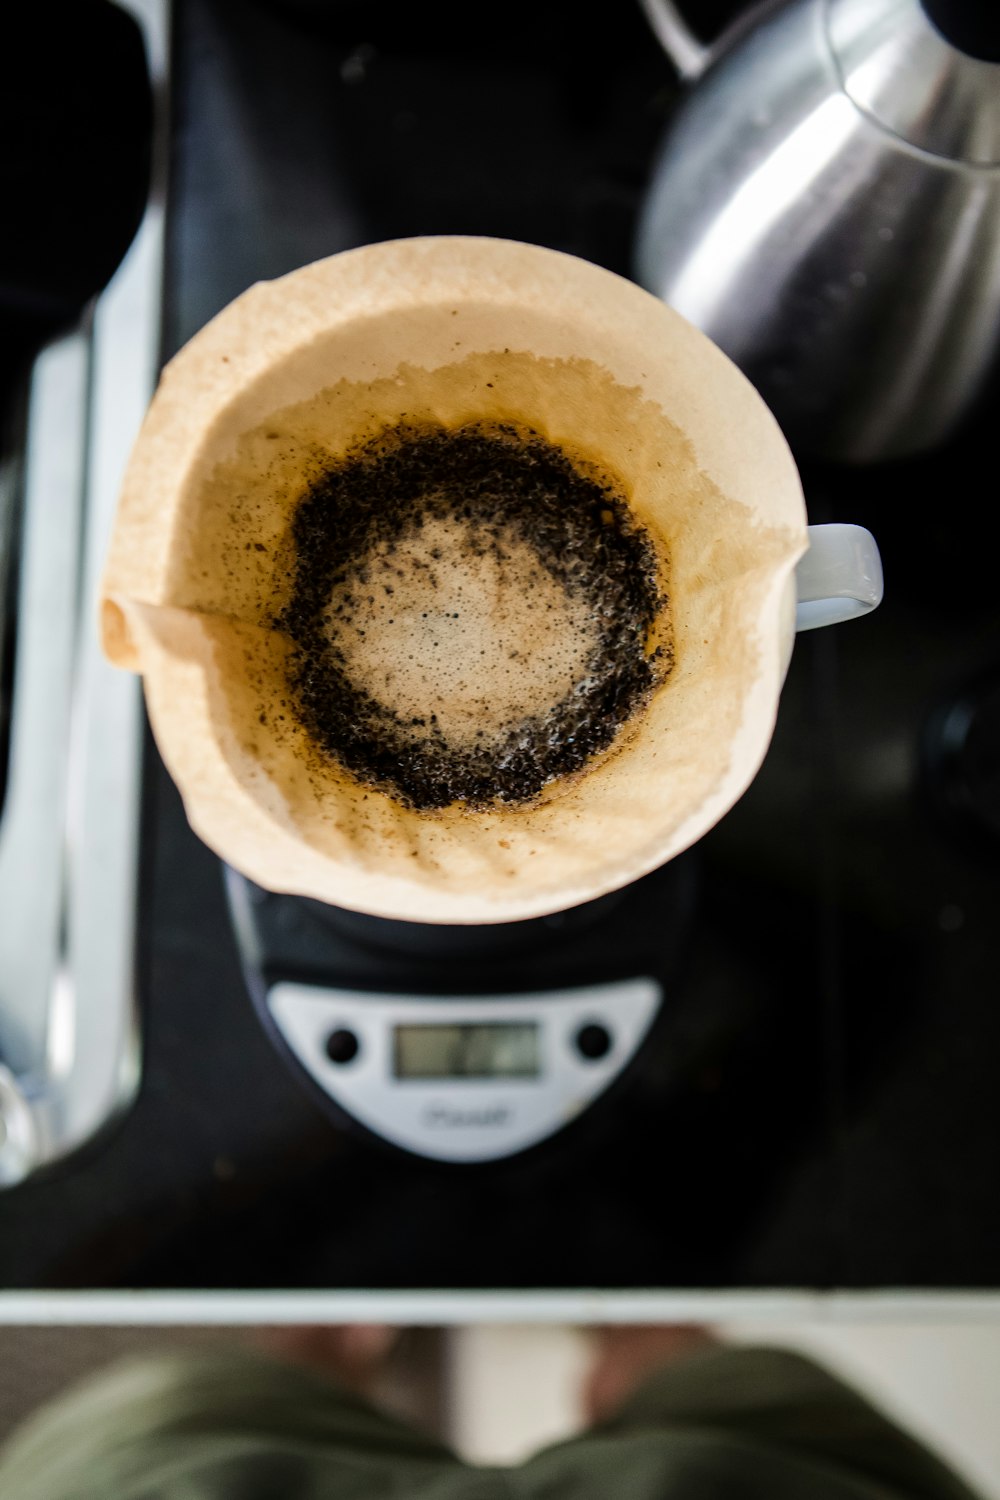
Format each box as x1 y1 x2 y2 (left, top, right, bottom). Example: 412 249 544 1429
583 1325 714 1425
258 1326 400 1392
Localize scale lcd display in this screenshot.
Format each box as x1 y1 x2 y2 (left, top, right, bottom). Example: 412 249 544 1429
393 1022 540 1079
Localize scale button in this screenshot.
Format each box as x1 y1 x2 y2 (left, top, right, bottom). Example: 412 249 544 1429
574 1022 613 1061
325 1028 360 1065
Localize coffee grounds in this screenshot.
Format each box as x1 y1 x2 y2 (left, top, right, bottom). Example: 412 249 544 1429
278 421 668 809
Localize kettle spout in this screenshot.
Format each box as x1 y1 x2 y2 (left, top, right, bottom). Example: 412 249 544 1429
635 0 713 80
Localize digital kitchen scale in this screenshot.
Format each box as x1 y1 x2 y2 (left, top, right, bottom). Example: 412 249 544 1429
225 858 697 1163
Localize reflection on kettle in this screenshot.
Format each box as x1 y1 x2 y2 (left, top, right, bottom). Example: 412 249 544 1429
634 0 1000 462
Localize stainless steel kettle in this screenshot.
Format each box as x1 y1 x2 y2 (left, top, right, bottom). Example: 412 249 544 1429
634 0 1000 461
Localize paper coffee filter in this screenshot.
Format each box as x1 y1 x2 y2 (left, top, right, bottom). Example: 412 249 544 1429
101 237 806 923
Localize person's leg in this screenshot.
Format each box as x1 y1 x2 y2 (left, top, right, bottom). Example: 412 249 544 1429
584 1333 983 1500
582 1324 715 1424
0 1342 460 1500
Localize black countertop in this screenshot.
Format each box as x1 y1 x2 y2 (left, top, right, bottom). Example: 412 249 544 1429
0 0 998 1291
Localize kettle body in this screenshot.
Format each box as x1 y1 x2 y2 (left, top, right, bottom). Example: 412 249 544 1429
635 0 1000 461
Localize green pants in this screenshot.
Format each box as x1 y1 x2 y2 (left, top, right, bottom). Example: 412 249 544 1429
0 1343 983 1500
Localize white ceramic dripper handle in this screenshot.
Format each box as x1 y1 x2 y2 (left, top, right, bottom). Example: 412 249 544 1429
795 524 883 630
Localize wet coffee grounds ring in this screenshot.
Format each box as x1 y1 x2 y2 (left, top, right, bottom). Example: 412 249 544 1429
278 422 668 810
